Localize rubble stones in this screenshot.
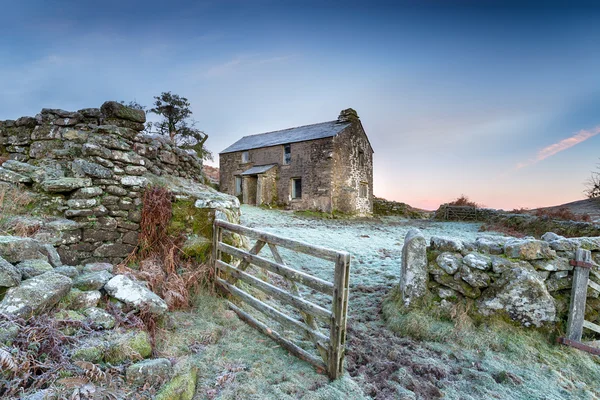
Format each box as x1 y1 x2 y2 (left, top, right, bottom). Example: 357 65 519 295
104 275 168 314
0 272 72 317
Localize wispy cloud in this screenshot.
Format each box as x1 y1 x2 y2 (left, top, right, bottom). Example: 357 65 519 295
204 54 295 77
516 125 600 169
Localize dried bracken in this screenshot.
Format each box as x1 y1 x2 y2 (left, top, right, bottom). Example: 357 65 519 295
118 186 214 311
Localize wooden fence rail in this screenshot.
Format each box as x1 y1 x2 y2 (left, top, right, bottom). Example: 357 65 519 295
212 219 351 379
558 248 600 356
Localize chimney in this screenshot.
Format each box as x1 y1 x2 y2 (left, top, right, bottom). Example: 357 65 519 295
337 108 359 123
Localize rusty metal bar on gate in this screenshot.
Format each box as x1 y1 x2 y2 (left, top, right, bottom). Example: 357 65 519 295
569 260 593 269
557 337 600 356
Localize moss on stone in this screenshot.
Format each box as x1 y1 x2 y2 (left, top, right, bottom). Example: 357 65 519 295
154 366 198 400
72 344 105 363
169 200 214 240
105 330 152 364
181 235 212 263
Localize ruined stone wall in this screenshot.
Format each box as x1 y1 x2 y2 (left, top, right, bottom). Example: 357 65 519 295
331 121 373 215
0 101 218 265
220 137 335 211
401 231 600 328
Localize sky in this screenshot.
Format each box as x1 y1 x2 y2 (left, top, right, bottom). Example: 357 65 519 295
1 0 599 210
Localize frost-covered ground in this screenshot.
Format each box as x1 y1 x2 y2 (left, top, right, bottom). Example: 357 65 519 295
229 206 600 400
240 205 496 289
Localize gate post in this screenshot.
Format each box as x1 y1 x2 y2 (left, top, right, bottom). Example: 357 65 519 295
566 248 593 341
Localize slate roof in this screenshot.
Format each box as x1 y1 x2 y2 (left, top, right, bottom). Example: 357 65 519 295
241 164 277 175
220 120 351 154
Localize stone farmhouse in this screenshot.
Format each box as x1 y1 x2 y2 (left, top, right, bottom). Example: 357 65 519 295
219 109 374 215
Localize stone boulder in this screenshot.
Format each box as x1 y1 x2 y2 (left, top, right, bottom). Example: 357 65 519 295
430 236 464 253
104 275 168 314
504 238 556 260
436 252 462 274
100 101 146 123
0 236 47 263
73 270 113 291
16 259 54 279
126 358 173 384
0 272 72 317
463 253 492 271
478 265 556 327
400 229 428 307
0 256 21 288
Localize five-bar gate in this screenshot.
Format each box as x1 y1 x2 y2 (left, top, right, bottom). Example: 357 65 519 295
212 219 351 379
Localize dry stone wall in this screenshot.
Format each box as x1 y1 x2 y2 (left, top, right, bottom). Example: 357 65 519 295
0 101 235 265
401 231 600 328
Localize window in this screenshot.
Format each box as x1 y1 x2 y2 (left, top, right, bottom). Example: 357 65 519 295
235 176 242 196
360 182 368 198
358 149 365 167
291 178 302 199
283 144 291 165
241 151 249 163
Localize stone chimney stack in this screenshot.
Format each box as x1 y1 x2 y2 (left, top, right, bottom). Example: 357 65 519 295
337 108 359 123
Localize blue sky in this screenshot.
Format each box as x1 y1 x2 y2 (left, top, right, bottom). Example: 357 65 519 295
2 0 599 209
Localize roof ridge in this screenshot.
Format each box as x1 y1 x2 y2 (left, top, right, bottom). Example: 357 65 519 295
239 120 339 139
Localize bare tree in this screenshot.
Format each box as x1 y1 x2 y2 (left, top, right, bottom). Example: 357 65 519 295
584 159 600 199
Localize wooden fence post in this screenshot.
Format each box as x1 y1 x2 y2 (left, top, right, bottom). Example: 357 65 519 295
566 248 593 341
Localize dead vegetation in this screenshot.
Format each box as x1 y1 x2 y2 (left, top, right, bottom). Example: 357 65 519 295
117 186 214 311
448 195 481 208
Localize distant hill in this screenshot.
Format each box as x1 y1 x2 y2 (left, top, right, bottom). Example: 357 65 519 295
203 165 220 185
532 198 600 222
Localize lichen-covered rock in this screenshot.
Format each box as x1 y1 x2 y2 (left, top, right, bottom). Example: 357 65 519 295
126 358 173 384
435 252 462 274
154 365 198 400
0 236 47 263
73 270 113 291
430 236 464 253
16 259 54 279
531 257 572 272
0 167 31 183
0 256 21 288
463 253 492 271
459 264 491 288
121 175 150 187
475 236 508 255
105 330 153 364
478 265 556 327
104 275 168 314
504 238 556 260
82 262 113 273
100 101 146 123
54 265 79 278
0 272 72 317
71 159 113 179
400 229 428 307
433 272 481 299
40 177 92 193
82 307 116 329
541 232 564 242
1 160 40 176
62 288 101 310
545 275 572 292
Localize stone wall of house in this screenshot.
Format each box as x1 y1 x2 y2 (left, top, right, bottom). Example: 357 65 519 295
220 136 335 211
331 113 373 215
0 101 239 265
401 230 600 328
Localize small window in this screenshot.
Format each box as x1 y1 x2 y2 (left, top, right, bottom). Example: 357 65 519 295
241 151 249 163
358 149 365 167
291 178 302 199
360 182 368 198
283 144 291 165
235 176 242 196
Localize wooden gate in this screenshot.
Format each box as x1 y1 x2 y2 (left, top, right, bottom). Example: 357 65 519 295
212 219 351 379
558 248 600 355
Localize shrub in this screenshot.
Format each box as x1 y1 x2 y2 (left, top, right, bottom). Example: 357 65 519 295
448 195 480 208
